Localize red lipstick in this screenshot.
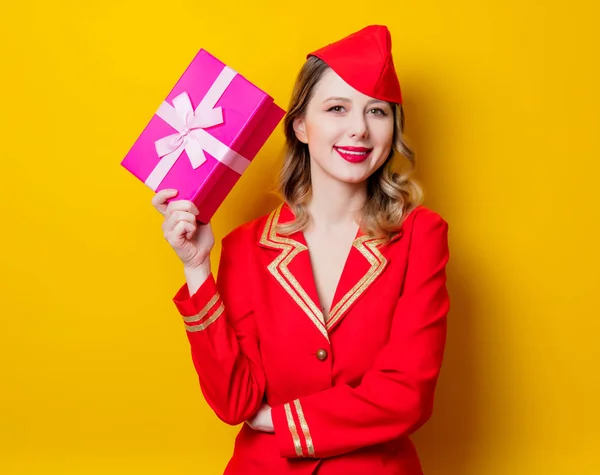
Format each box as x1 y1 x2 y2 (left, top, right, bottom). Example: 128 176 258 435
334 146 373 163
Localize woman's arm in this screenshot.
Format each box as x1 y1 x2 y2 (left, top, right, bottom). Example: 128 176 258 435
173 231 266 426
270 211 450 458
183 260 212 295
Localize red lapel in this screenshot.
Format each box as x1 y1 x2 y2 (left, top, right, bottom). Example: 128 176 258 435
258 203 398 338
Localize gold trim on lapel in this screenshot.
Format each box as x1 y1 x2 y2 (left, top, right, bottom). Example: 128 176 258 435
326 235 388 331
260 205 329 340
259 204 391 338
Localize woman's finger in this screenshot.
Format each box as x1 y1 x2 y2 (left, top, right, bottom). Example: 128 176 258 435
162 210 196 235
151 189 178 216
180 220 196 240
165 199 200 218
166 220 190 247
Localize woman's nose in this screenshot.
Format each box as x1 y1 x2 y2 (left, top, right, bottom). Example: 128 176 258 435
348 113 369 139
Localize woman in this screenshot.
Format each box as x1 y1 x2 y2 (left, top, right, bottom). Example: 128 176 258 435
152 25 450 475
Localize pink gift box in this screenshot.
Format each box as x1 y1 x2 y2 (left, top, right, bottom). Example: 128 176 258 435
121 49 286 223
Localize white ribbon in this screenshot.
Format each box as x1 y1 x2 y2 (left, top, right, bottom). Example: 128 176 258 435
144 66 251 191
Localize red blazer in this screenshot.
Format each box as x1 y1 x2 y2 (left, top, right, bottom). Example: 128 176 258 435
173 203 450 475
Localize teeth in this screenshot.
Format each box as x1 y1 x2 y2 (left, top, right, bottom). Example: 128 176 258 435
338 149 369 155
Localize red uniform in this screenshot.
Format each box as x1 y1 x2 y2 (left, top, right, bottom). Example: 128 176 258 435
173 203 450 474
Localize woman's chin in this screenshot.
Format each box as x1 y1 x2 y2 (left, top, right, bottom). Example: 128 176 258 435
313 158 377 185
328 170 371 185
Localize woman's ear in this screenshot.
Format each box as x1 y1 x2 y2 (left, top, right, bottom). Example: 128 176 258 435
293 117 308 144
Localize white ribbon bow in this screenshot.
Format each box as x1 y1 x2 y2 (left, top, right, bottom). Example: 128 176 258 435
144 66 251 191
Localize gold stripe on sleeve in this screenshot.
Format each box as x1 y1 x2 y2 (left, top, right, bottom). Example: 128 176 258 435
294 399 315 457
284 402 304 457
182 293 220 323
184 302 224 332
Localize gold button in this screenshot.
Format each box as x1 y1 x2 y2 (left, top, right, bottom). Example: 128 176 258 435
316 349 328 361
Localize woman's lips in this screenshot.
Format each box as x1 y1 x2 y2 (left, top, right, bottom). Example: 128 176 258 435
334 146 373 163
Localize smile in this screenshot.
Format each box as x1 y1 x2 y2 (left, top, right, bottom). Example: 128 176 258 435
334 146 373 163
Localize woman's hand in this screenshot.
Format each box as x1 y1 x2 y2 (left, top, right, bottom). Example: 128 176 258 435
151 189 215 269
246 404 274 433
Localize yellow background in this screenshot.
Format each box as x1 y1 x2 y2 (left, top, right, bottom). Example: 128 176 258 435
1 0 599 473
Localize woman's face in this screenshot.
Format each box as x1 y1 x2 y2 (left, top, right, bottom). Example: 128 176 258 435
293 68 395 185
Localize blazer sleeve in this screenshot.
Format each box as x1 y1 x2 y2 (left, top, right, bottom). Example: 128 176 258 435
271 211 450 458
172 231 266 426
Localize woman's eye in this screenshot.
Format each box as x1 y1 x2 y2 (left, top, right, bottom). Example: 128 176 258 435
327 105 345 113
369 108 387 116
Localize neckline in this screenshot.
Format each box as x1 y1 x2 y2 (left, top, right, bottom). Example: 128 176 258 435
279 203 364 320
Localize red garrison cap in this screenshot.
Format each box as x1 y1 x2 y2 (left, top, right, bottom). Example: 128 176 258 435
306 25 403 104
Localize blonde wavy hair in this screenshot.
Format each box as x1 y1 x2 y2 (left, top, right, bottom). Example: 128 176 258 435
276 56 423 243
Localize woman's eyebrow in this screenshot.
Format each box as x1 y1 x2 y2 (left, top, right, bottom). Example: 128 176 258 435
366 99 390 107
322 96 389 107
322 96 351 103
